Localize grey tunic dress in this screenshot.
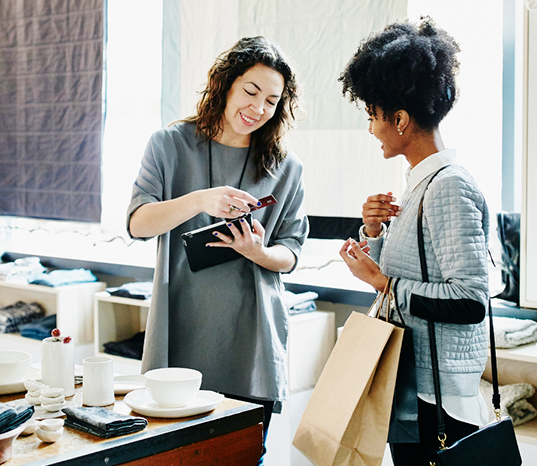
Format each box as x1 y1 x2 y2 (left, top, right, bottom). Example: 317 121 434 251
127 122 309 408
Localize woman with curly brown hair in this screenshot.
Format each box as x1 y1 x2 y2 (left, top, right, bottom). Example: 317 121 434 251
127 36 308 463
338 19 490 465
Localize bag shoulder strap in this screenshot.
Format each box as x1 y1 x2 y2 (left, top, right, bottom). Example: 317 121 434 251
417 166 448 283
416 165 502 449
417 166 449 443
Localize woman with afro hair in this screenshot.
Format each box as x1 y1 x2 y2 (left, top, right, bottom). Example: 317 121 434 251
338 18 490 465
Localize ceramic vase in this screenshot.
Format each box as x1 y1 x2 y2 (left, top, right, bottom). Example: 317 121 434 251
40 337 75 397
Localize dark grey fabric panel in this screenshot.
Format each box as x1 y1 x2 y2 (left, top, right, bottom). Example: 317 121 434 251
0 0 104 222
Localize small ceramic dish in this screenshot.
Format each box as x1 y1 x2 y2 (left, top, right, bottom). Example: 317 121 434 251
24 393 41 405
43 401 66 412
40 387 64 398
24 379 45 392
20 419 38 436
36 427 63 443
39 419 64 431
39 394 64 404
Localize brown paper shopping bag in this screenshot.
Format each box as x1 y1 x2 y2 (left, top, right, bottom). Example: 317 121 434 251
293 311 404 466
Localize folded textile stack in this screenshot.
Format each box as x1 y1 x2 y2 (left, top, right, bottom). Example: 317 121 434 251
283 290 319 315
103 332 145 360
106 282 153 300
0 257 46 283
0 301 45 333
479 379 537 426
490 316 537 348
30 269 97 287
63 407 147 438
0 403 35 435
18 314 57 340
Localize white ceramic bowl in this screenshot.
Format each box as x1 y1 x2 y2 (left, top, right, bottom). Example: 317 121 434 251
0 351 33 385
0 425 25 463
144 368 202 408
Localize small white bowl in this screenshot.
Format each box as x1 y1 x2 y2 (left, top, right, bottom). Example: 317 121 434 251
0 351 33 385
40 394 64 405
43 401 66 412
20 420 38 436
39 419 64 431
24 393 41 405
24 379 45 393
40 387 64 398
144 368 202 408
36 427 63 443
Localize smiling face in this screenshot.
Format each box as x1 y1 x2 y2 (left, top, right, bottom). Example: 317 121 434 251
367 108 401 160
219 63 285 147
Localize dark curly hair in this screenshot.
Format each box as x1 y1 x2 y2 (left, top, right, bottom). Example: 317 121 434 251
339 17 460 131
182 36 302 181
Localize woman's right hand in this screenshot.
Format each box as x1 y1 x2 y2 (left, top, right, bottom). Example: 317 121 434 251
362 191 401 237
199 186 259 219
129 186 259 239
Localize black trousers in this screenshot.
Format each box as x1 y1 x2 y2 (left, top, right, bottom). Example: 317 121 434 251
390 398 479 466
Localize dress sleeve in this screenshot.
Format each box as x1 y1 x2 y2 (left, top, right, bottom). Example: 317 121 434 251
396 175 490 323
268 159 309 273
126 134 165 240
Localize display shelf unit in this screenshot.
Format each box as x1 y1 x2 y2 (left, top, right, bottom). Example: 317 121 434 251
487 342 537 445
94 291 150 374
0 281 106 346
94 291 336 387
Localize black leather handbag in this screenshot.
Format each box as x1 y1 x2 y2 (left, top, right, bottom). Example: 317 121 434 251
427 303 522 466
416 169 522 466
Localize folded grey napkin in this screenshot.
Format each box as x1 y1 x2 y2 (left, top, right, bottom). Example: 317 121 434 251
0 403 35 434
63 407 147 438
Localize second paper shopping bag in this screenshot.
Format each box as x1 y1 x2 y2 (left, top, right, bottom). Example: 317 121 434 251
293 311 404 466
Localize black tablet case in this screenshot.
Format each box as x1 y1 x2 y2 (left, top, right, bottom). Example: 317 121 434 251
181 214 253 272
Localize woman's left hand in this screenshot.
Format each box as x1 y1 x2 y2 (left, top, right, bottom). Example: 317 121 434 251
208 218 296 272
339 238 388 292
209 217 265 257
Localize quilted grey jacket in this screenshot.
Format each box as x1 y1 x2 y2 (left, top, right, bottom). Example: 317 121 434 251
367 164 489 397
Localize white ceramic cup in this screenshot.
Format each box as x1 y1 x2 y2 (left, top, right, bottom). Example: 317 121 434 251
82 356 114 407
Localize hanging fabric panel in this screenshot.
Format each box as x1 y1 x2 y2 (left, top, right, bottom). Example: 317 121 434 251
0 0 104 222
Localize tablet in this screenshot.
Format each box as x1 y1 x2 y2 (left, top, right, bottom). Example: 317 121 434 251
181 214 253 272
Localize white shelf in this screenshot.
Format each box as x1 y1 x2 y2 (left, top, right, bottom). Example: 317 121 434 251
491 342 537 447
495 343 537 364
94 292 149 371
0 281 106 345
516 418 537 445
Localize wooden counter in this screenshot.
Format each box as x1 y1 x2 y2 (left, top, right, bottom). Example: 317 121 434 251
1 388 264 465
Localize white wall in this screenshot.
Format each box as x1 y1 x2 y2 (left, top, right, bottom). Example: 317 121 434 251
0 0 506 269
407 0 504 218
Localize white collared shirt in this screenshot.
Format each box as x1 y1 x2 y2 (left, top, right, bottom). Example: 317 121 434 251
401 148 457 201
